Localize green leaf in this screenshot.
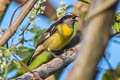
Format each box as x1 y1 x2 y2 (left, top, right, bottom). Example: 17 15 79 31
114 21 120 32
3 49 11 58
102 70 114 80
66 5 73 10
114 13 120 32
34 29 46 47
17 46 34 59
30 27 41 34
14 51 52 75
0 46 6 50
28 51 52 70
72 22 79 39
116 64 120 78
115 12 120 21
29 27 46 47
7 60 16 72
103 64 120 80
13 60 26 74
10 51 52 75
9 47 17 52
0 51 3 57
0 76 3 80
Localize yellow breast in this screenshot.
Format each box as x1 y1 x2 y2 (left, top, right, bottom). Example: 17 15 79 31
57 24 73 38
43 24 73 51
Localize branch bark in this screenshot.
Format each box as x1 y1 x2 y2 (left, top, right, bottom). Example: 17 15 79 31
0 0 36 46
68 0 118 80
0 0 11 22
73 1 89 32
13 0 24 3
44 1 57 20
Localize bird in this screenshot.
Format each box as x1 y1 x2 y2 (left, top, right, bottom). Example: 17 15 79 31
27 13 78 66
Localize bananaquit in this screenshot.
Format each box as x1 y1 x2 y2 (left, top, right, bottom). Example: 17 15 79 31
27 13 78 66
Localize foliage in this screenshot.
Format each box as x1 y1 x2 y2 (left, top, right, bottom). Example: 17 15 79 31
114 12 120 32
102 64 120 80
30 27 46 47
27 0 46 24
56 1 68 19
0 26 46 78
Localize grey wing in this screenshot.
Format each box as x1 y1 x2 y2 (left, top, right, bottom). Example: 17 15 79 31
35 21 61 48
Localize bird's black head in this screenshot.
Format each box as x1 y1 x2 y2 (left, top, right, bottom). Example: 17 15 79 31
60 13 78 27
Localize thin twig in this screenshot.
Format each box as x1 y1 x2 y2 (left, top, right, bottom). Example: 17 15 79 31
11 52 43 80
9 0 28 27
103 56 113 70
9 0 29 47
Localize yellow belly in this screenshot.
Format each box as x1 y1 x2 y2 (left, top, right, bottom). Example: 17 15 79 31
43 24 73 51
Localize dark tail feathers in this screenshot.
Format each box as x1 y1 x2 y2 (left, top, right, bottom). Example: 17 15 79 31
27 51 43 66
27 56 34 66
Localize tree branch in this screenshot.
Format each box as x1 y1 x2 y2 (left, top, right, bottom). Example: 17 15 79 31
44 0 57 20
68 0 118 80
0 0 36 46
13 0 24 3
73 1 89 32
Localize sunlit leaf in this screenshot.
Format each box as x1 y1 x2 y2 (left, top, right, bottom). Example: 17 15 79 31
13 60 26 74
34 28 46 47
15 51 52 75
0 46 6 50
29 27 41 34
7 60 16 72
3 49 11 58
102 70 114 80
103 64 120 80
29 51 52 70
66 5 73 10
114 12 120 32
9 47 17 52
114 21 120 32
17 46 33 59
116 64 120 78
